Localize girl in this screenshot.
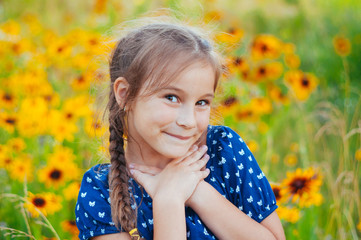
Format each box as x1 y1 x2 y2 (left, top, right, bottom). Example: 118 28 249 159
76 18 285 240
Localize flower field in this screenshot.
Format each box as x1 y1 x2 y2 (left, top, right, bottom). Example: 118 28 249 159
0 0 360 239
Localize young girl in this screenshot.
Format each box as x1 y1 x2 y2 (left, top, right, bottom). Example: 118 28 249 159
75 18 285 240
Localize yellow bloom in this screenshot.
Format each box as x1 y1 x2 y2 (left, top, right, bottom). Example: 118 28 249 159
48 145 76 165
217 96 239 118
281 168 323 207
234 105 259 122
268 85 290 105
40 150 80 188
226 57 249 77
355 148 361 161
249 62 283 83
282 43 296 55
246 140 259 153
333 35 351 57
0 90 17 109
284 53 300 69
271 183 287 204
24 192 62 218
251 35 283 60
284 70 318 101
0 112 17 133
204 10 224 23
71 71 93 91
284 153 298 167
8 154 34 182
0 20 21 36
93 0 107 14
250 97 273 115
62 95 93 118
62 220 79 240
7 137 26 152
0 145 12 169
47 110 78 142
215 26 244 47
63 182 81 200
85 114 107 138
276 206 300 223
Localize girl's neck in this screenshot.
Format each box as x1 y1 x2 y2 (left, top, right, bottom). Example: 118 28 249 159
125 141 172 169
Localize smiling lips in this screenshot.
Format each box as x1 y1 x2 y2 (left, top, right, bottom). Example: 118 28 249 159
165 132 193 140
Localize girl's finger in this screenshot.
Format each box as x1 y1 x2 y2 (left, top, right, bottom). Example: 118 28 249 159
189 153 210 171
129 169 152 187
195 168 210 181
129 163 161 175
182 145 208 165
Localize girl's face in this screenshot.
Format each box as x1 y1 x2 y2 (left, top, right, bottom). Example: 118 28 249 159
126 62 215 166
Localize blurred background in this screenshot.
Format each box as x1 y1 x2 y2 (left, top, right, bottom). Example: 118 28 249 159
0 0 360 239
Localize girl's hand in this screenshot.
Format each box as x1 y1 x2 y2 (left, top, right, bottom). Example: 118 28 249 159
129 145 210 204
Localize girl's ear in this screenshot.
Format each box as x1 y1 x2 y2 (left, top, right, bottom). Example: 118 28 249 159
113 77 129 108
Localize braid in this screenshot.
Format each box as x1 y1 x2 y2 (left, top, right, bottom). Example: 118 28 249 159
108 100 137 234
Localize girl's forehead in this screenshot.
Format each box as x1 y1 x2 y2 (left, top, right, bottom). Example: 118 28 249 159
140 61 216 95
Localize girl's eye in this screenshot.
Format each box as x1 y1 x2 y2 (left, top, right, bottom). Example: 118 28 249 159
165 95 178 103
197 100 210 106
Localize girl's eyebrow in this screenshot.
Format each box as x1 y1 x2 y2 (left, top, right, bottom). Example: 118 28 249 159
161 86 215 98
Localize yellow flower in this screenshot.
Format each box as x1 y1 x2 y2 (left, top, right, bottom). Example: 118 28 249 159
62 95 93 118
93 0 107 14
268 85 290 105
234 105 259 122
85 114 107 138
215 26 244 47
281 168 323 207
282 43 296 55
249 62 283 83
0 90 17 109
217 96 239 118
0 112 17 133
0 145 13 169
226 57 250 77
271 183 287 204
38 160 80 189
251 35 283 60
284 53 300 69
284 70 318 101
284 153 298 167
7 137 26 152
276 206 300 223
47 110 78 142
48 145 76 165
204 10 224 23
63 182 81 200
24 192 62 218
8 154 34 182
246 140 259 153
333 35 351 57
71 72 93 91
250 97 273 115
355 148 361 161
0 20 21 36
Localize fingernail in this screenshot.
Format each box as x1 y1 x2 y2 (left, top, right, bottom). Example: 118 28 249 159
129 169 135 175
204 154 210 160
200 145 208 151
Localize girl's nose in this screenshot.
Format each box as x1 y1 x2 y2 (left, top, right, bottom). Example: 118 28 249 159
176 104 196 129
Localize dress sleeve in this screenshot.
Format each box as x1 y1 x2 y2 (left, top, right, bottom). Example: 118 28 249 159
207 126 277 223
75 164 119 239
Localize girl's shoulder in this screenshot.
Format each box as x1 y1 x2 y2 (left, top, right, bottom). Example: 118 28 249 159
207 125 245 146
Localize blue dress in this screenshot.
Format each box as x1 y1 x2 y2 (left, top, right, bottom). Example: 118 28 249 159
75 125 277 239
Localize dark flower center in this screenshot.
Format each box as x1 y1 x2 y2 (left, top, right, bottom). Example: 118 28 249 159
272 187 281 200
301 77 310 87
290 177 308 194
258 67 266 75
50 169 62 180
261 44 268 53
234 57 243 66
223 96 238 107
3 93 13 101
5 118 16 124
33 197 46 207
